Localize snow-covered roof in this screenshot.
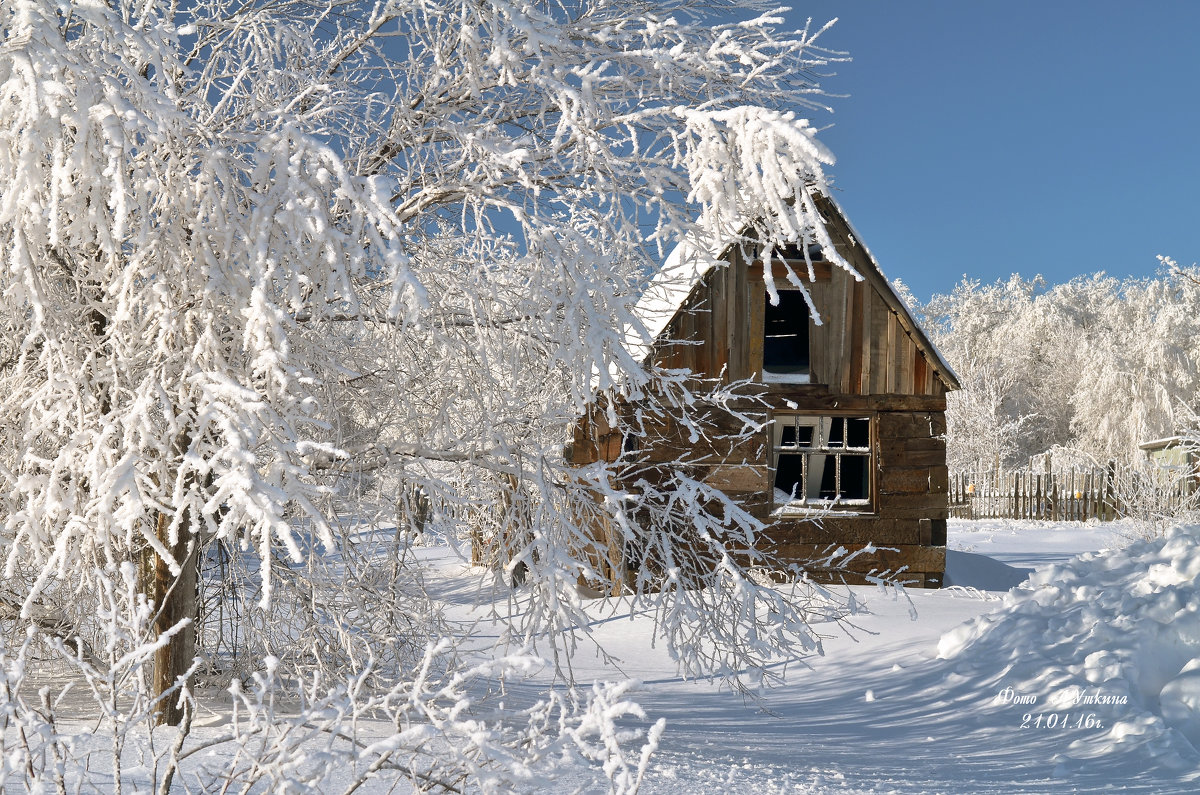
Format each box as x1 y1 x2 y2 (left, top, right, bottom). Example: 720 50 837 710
630 193 961 391
632 230 727 347
1140 436 1199 451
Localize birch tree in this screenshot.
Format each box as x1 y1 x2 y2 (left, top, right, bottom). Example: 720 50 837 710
925 267 1200 471
0 0 854 743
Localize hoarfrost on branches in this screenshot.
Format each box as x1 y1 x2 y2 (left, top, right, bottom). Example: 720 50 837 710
0 0 863 788
923 269 1200 471
922 267 1200 535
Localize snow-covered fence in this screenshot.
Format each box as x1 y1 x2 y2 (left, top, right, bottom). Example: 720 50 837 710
950 463 1199 522
949 467 1118 521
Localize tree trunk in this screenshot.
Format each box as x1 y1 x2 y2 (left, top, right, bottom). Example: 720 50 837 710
150 511 199 726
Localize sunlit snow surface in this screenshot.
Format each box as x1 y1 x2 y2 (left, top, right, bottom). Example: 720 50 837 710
445 519 1200 793
15 520 1200 792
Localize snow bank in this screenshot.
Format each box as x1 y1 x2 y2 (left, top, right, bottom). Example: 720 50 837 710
938 524 1200 772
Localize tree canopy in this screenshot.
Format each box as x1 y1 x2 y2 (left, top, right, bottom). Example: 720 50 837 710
0 1 859 787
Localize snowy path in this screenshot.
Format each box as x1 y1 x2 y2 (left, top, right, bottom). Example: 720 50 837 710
439 519 1199 793
15 520 1187 793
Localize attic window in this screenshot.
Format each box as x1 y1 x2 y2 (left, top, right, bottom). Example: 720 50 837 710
762 290 810 383
772 243 825 262
773 415 872 508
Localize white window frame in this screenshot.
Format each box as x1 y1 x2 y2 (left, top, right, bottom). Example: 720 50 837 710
771 414 873 511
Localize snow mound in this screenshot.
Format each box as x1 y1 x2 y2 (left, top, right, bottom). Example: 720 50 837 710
938 524 1200 772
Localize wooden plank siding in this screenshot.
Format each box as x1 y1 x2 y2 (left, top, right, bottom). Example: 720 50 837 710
571 199 958 591
869 290 889 395
664 256 951 399
848 280 865 393
788 263 947 399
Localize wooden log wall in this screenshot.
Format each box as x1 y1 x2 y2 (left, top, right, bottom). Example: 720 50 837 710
757 410 949 589
570 405 949 589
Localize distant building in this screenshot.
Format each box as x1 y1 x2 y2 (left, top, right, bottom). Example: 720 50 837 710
1139 436 1200 493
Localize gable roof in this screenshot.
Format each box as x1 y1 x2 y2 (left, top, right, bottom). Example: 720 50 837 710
632 192 961 391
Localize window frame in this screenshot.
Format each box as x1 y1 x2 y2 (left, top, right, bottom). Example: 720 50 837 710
770 413 875 513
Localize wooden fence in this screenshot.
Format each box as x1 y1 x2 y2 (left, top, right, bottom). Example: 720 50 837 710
949 467 1118 521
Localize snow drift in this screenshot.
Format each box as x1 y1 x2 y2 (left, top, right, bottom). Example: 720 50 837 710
939 524 1200 772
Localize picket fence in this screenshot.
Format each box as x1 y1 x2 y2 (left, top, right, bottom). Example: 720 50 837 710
948 467 1119 521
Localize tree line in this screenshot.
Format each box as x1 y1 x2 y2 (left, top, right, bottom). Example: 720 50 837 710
903 265 1200 474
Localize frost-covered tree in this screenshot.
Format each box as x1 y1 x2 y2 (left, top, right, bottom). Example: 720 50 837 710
0 0 854 755
924 267 1200 471
0 0 423 726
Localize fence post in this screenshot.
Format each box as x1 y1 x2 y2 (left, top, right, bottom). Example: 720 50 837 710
947 464 1128 522
1104 460 1117 521
1050 473 1058 521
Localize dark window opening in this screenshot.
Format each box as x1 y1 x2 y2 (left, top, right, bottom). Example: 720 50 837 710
775 453 805 499
763 290 810 379
819 454 870 500
826 417 870 449
778 424 813 447
846 417 870 449
771 243 826 261
827 418 844 447
772 416 872 506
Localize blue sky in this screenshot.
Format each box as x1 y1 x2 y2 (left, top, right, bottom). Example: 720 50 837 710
780 1 1200 302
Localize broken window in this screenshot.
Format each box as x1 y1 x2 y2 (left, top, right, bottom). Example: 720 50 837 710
762 290 810 382
772 415 872 507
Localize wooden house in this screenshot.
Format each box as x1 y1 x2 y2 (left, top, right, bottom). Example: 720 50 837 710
567 193 960 589
1140 436 1200 494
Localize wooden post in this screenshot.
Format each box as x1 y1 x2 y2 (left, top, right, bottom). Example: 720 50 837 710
1069 470 1076 520
1013 471 1021 520
1104 461 1117 521
1051 475 1059 521
1085 472 1093 520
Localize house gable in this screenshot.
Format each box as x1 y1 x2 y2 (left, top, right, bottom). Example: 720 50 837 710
640 193 958 396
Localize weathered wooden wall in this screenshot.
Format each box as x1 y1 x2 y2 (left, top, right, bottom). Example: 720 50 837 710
650 258 951 398
568 401 949 589
569 199 956 590
757 410 948 588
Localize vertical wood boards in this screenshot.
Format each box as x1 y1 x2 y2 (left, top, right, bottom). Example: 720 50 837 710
699 277 714 378
870 292 889 394
827 267 849 392
648 245 951 398
859 278 873 396
678 304 695 372
885 305 897 394
914 348 929 396
747 263 765 380
733 255 751 382
807 277 828 385
712 265 728 379
728 252 748 381
848 278 865 393
894 320 915 395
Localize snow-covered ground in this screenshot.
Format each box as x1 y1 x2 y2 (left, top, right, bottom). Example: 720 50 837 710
430 519 1200 793
10 519 1200 793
